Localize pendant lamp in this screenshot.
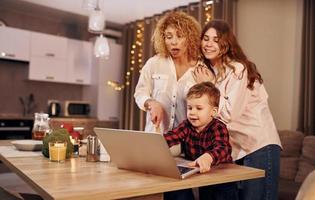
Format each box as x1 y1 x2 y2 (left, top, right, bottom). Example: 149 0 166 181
88 0 105 33
94 34 110 59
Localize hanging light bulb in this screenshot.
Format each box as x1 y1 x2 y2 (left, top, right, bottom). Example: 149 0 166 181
94 34 110 59
88 0 105 33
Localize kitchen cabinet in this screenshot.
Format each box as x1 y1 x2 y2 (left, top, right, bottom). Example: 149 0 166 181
29 32 92 85
29 32 68 83
30 32 67 58
0 26 30 61
82 39 123 121
67 39 92 85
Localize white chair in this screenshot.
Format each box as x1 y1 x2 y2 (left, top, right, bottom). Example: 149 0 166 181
296 170 315 200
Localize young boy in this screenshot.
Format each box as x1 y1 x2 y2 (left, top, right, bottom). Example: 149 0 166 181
163 81 238 200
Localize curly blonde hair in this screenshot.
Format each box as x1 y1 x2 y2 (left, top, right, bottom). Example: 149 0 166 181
152 11 201 61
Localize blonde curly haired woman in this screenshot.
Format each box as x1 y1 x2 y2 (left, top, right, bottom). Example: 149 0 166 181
134 11 201 134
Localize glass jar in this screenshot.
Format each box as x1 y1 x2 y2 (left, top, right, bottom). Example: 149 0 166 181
32 112 51 140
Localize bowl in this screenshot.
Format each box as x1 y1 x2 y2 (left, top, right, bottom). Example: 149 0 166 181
11 140 43 151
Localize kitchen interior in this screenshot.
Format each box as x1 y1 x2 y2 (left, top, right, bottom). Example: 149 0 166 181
0 0 309 199
0 0 128 140
0 0 202 197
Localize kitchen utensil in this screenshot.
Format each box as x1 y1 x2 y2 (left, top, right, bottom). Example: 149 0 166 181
48 100 61 117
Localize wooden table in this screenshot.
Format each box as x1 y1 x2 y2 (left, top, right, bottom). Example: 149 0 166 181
0 150 264 200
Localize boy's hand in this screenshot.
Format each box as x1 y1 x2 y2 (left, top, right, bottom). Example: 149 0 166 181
188 153 213 173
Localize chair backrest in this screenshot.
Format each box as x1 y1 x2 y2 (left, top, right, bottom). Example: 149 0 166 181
295 170 315 200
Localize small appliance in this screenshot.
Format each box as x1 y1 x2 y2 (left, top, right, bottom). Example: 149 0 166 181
48 100 61 117
64 101 91 117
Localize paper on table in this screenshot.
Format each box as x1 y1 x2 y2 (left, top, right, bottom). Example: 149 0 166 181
99 140 110 162
0 146 42 158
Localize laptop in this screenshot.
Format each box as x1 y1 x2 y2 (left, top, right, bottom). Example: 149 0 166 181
94 128 199 179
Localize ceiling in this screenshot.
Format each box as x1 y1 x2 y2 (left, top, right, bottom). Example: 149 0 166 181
19 0 199 24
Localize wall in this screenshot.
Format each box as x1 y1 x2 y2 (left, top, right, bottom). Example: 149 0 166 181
0 59 82 116
236 0 303 130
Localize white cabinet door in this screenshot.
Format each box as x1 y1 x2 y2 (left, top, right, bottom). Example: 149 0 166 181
30 32 67 59
67 39 92 85
29 57 67 82
29 32 67 83
0 26 30 61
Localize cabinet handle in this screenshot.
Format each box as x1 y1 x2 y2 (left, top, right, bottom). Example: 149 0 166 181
46 76 55 80
76 79 84 83
45 53 55 57
1 52 16 58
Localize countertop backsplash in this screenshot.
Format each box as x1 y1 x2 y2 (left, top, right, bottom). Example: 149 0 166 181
0 60 83 116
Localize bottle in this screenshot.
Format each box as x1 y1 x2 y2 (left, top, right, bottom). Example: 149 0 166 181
32 113 51 140
70 136 79 157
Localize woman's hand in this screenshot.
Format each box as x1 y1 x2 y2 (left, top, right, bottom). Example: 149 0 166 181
192 65 215 84
145 99 165 127
188 153 213 173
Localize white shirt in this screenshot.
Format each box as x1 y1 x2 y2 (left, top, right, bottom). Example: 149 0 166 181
134 55 197 133
214 61 282 160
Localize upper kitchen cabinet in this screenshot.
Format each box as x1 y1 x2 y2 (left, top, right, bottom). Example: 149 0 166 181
0 26 30 62
30 32 67 58
67 39 92 85
29 32 68 83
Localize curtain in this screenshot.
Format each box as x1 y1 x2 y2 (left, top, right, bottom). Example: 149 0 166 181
121 0 236 130
298 0 315 135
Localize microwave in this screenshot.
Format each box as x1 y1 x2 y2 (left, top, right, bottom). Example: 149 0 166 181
64 101 91 117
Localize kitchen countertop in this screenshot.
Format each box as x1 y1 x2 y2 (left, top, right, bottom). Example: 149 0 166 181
0 114 33 120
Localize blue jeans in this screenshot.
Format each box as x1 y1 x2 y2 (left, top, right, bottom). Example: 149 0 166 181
235 144 281 200
164 182 239 200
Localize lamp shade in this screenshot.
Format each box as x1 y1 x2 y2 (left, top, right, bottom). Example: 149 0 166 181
88 8 105 33
94 34 110 59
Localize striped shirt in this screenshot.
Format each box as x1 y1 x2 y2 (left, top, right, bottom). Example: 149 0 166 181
163 118 232 166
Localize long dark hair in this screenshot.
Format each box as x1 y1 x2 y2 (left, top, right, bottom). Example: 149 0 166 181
201 20 263 90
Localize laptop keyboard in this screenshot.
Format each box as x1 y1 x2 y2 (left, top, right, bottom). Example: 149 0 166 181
177 166 195 174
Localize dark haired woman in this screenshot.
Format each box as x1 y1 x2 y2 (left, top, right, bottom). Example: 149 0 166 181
194 20 282 200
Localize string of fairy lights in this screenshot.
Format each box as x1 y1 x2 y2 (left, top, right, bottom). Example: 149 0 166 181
107 2 213 91
107 21 144 91
204 0 213 24
127 21 144 86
